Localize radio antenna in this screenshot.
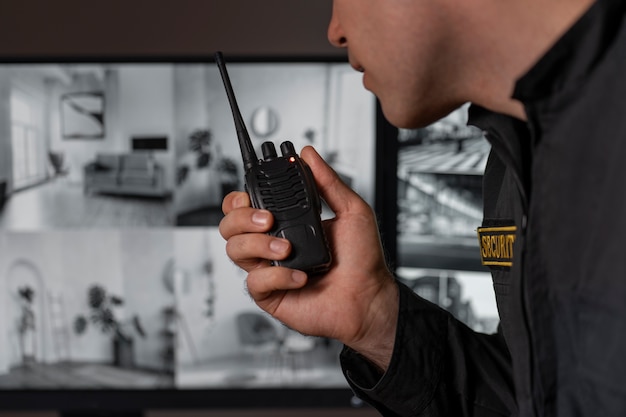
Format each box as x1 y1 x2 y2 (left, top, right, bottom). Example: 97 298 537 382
215 51 257 170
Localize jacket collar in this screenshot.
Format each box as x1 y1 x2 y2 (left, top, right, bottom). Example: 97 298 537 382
513 0 626 103
468 105 531 209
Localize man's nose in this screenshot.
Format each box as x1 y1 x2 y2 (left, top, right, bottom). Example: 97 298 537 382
327 8 347 48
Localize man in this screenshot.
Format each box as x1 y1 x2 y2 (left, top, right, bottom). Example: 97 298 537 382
219 0 626 415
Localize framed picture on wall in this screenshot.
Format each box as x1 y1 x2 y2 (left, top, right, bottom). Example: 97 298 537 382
61 92 105 139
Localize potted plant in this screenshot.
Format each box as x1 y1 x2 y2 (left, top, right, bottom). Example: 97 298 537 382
17 286 36 365
74 285 146 368
188 129 212 168
216 156 239 197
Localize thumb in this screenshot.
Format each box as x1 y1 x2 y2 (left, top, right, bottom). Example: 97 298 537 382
300 146 366 215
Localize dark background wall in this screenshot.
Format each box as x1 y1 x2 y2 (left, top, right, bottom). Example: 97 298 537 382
0 0 343 58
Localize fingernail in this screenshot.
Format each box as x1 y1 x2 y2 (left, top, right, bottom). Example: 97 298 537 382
252 211 270 226
269 239 289 254
292 270 307 284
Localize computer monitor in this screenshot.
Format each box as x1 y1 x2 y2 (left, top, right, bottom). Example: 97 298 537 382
377 104 500 336
0 56 378 416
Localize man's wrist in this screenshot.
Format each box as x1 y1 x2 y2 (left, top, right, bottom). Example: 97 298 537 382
346 277 399 372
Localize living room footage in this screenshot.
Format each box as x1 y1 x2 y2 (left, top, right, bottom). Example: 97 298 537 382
0 227 350 389
0 61 376 389
0 62 376 230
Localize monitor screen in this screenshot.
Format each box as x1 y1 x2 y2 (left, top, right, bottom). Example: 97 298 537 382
0 57 378 414
378 104 500 336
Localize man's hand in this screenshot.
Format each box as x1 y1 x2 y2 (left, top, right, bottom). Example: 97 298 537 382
219 146 398 371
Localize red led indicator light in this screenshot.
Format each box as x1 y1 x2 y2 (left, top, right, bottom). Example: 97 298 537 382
289 157 296 163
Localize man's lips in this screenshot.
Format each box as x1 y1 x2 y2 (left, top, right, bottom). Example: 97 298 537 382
348 57 370 90
349 59 364 73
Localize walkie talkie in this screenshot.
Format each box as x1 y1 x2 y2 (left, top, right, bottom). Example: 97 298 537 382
215 52 332 274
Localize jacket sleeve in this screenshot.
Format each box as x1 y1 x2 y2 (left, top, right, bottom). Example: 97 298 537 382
340 281 517 417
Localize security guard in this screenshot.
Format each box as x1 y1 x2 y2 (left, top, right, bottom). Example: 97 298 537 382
220 0 626 415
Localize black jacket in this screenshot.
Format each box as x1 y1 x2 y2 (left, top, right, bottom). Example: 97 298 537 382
340 0 626 415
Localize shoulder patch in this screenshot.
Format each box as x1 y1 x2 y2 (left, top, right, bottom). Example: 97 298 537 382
477 222 517 268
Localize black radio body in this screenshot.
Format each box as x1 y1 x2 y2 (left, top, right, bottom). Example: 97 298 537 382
216 52 332 274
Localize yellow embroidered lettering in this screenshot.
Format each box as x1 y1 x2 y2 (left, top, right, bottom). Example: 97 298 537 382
481 236 490 258
507 234 515 258
476 225 518 268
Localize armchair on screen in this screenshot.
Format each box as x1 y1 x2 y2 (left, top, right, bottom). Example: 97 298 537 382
235 311 282 366
83 153 168 198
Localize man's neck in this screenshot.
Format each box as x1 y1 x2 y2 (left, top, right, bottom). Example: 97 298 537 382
455 0 597 120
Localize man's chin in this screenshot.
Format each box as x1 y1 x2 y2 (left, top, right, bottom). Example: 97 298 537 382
381 107 434 130
381 101 465 130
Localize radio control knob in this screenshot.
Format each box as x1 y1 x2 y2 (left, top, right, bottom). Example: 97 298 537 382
280 141 296 157
261 141 277 161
